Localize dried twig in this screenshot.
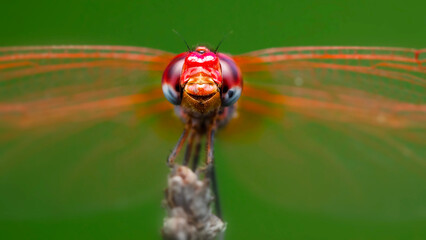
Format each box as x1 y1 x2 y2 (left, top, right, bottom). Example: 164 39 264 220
162 165 226 240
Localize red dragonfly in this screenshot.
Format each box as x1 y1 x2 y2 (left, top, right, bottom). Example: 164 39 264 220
0 45 425 227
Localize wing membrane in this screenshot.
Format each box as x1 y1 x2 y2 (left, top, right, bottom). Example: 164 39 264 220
221 47 426 220
0 45 176 129
0 46 180 218
235 46 425 128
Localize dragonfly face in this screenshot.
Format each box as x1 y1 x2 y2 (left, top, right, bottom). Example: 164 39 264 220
162 46 242 116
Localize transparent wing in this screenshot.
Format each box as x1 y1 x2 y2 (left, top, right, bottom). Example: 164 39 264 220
0 46 182 218
0 45 176 129
219 47 426 221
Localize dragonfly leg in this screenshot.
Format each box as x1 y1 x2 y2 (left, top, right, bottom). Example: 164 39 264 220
191 135 202 171
206 125 216 166
205 124 223 223
167 120 192 167
207 162 223 220
183 130 196 166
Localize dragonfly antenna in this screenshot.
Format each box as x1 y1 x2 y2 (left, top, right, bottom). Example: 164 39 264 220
214 30 233 53
173 29 192 52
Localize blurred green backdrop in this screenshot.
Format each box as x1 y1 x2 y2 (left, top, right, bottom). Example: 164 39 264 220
0 0 425 239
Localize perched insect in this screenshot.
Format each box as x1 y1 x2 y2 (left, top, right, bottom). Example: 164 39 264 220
161 45 243 218
162 45 242 164
0 45 425 231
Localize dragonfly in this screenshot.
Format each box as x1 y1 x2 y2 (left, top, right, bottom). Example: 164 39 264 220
161 44 244 220
0 45 425 234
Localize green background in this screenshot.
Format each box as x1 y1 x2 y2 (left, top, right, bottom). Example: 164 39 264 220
1 0 425 52
1 0 425 239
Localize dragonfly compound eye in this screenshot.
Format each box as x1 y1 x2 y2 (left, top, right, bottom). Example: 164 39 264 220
222 87 242 106
162 83 181 105
162 53 187 105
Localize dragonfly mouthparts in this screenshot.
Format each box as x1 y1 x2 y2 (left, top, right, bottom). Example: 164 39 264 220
184 76 219 97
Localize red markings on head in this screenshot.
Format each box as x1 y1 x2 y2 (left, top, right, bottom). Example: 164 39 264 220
180 46 222 86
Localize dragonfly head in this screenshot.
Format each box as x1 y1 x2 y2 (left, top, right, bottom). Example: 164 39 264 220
179 47 223 115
